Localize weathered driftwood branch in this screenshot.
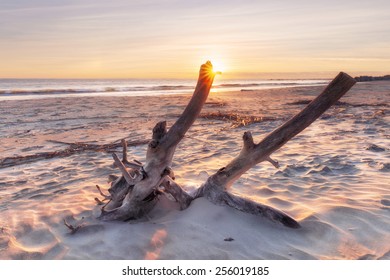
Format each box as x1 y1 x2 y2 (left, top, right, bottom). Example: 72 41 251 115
207 72 356 189
0 138 148 169
98 61 217 221
197 72 355 228
63 218 84 234
162 176 194 210
95 62 356 229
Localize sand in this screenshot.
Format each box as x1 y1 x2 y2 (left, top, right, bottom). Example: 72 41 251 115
0 82 389 259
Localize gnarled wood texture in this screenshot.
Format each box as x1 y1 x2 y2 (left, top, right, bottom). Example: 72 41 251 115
207 72 356 189
98 61 217 221
96 62 356 228
199 72 355 228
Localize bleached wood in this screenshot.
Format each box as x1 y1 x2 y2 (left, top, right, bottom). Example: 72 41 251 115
207 72 356 189
98 61 217 221
96 66 356 229
112 153 136 184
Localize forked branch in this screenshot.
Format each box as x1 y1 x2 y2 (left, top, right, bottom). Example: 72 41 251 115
98 61 218 221
95 63 356 229
163 72 356 228
208 72 356 189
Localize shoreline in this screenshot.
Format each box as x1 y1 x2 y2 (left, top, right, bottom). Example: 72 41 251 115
0 80 331 101
1 79 389 102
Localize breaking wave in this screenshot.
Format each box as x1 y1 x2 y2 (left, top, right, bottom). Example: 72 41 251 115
0 78 329 99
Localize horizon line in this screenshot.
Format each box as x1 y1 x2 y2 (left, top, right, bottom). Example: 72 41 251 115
1 71 389 81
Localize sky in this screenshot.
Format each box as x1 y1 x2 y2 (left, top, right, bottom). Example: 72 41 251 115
1 0 390 79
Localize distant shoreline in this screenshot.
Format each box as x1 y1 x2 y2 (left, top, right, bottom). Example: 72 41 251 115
354 75 390 82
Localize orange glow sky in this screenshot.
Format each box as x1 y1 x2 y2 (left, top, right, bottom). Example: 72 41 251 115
1 0 389 79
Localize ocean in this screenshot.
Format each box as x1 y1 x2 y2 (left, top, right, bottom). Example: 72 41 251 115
0 78 329 100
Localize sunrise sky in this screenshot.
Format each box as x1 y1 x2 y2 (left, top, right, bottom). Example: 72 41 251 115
1 0 389 79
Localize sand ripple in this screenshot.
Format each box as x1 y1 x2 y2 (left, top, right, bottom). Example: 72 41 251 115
0 83 389 259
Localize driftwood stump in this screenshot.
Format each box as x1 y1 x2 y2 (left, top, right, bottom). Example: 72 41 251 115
95 61 356 228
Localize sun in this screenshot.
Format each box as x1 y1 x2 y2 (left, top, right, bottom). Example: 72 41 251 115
210 59 225 74
195 54 228 77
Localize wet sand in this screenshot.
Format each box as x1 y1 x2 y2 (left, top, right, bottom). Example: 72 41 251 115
0 82 389 259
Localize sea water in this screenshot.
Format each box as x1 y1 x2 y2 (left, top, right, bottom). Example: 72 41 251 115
0 78 328 100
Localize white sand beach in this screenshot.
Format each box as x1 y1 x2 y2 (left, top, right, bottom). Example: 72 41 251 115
0 82 389 259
